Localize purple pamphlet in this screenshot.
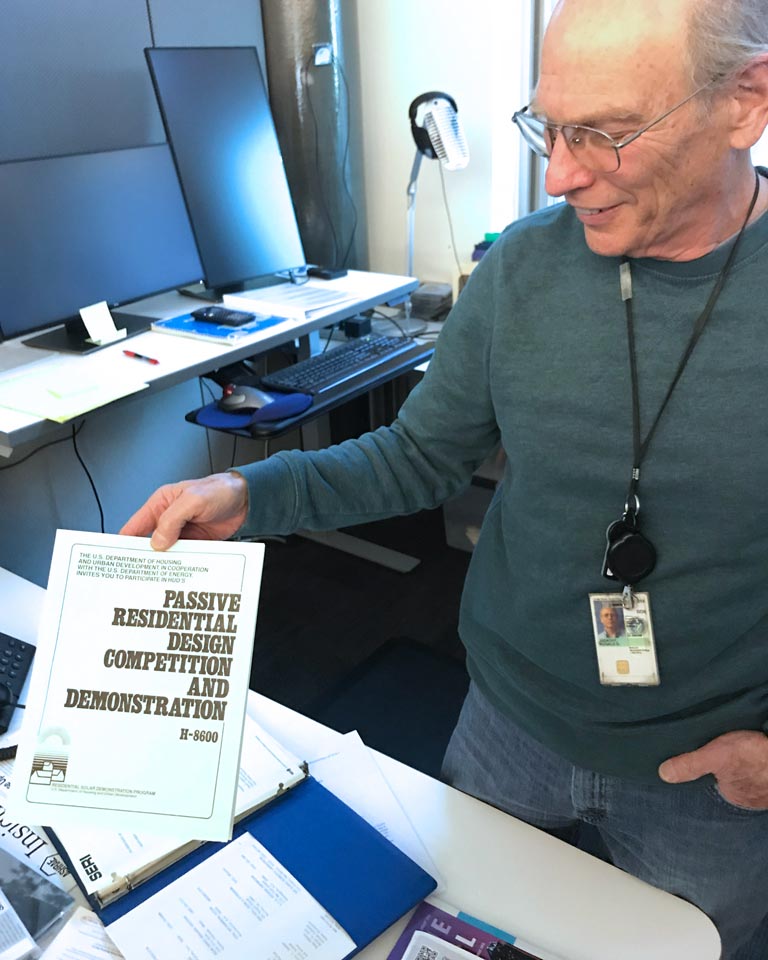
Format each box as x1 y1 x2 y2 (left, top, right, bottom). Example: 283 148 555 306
387 900 526 960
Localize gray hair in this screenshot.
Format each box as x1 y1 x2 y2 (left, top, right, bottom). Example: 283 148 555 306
687 0 768 89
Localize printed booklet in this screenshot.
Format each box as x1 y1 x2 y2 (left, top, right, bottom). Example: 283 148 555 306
388 900 555 960
9 531 266 842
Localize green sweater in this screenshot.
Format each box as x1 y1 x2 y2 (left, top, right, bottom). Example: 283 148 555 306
237 198 768 782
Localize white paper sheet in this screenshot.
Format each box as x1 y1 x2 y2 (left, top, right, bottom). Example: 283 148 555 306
297 729 440 884
0 354 147 423
106 833 355 960
9 532 264 841
78 302 126 346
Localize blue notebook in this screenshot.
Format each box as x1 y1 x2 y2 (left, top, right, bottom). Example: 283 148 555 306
151 311 287 342
91 777 436 956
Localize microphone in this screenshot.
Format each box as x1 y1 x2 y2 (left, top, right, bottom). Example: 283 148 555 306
404 91 470 334
409 92 469 171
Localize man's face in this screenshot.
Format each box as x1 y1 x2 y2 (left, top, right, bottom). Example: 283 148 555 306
600 606 620 636
534 0 736 261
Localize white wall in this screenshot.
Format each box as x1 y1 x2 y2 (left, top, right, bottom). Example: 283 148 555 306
753 134 768 168
353 2 530 291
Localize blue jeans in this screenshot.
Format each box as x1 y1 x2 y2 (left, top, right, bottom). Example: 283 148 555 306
441 682 768 960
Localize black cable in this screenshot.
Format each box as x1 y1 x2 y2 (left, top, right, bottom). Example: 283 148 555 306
71 423 105 533
199 377 216 474
229 435 239 470
144 0 156 48
302 54 341 267
438 163 464 278
0 421 86 471
330 53 359 267
0 418 104 533
322 324 338 352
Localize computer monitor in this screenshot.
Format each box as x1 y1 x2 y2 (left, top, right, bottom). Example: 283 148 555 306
0 144 203 353
145 46 307 298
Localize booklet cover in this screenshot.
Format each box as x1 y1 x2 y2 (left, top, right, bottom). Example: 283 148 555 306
388 900 549 960
0 758 76 894
9 531 264 842
0 888 38 960
0 845 74 945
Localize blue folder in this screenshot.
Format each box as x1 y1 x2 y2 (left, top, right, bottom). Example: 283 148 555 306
99 777 437 956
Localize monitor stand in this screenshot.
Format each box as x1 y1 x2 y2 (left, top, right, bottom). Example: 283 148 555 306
23 314 152 354
177 271 309 303
177 281 223 303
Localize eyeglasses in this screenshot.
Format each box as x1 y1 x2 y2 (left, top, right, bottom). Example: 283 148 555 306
512 84 711 173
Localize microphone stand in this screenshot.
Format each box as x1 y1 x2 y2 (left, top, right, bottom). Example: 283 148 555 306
402 149 427 335
406 149 423 279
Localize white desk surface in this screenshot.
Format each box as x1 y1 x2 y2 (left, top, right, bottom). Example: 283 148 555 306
0 269 416 454
0 568 720 960
249 694 721 960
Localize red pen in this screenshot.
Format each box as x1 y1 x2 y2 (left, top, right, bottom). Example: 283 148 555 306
124 350 160 365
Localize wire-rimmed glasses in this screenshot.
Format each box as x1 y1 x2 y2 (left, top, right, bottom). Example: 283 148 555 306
512 84 711 173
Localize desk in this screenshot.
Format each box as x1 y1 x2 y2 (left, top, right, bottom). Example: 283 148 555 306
0 270 416 455
0 568 721 960
249 695 721 960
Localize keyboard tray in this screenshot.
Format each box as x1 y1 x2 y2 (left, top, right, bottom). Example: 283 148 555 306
187 338 434 440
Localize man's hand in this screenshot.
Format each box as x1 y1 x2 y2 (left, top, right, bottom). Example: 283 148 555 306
119 472 249 551
659 730 768 809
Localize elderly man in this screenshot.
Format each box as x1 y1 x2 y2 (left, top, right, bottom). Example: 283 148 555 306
122 0 768 955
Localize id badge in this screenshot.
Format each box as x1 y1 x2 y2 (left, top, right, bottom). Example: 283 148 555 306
588 591 660 686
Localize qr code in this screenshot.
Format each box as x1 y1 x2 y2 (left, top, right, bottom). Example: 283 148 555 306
414 947 438 960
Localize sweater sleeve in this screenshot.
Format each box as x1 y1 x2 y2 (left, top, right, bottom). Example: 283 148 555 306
233 249 504 537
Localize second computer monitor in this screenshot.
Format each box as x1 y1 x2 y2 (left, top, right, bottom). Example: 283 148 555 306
145 46 307 295
0 144 203 352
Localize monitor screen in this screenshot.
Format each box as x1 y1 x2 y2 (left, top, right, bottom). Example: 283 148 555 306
0 144 203 350
145 46 306 294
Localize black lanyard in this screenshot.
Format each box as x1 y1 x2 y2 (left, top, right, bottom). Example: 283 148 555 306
604 172 761 588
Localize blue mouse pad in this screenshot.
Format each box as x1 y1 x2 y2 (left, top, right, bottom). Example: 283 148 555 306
195 391 313 429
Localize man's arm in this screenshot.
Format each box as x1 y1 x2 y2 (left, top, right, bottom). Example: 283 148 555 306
120 472 248 550
121 245 504 550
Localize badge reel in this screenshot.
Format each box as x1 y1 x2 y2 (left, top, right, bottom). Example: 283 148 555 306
601 504 657 590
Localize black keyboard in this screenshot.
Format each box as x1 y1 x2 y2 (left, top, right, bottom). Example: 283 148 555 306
0 632 35 735
261 335 421 395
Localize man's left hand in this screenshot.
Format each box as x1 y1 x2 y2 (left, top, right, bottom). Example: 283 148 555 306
658 730 768 809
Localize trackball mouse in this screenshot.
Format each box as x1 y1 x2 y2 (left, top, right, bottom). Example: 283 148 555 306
217 384 274 412
210 384 314 424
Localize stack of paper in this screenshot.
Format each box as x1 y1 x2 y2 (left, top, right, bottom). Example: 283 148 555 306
223 280 359 319
0 357 148 422
51 713 307 908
